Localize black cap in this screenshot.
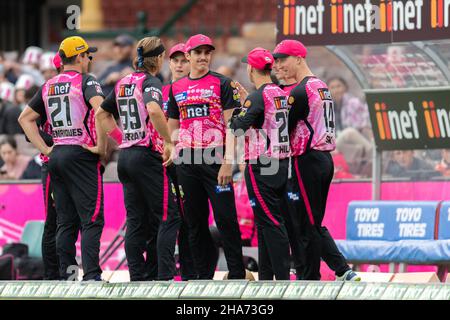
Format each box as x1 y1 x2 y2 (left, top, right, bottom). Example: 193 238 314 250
272 53 290 59
114 34 135 47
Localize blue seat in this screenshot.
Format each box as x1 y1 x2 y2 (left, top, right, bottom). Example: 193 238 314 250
336 240 450 264
20 220 45 259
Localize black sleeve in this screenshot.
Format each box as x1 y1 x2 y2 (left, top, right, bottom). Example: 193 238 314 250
28 86 46 118
288 84 309 134
220 76 241 110
83 74 105 104
142 76 163 108
229 91 265 134
100 90 119 118
167 86 180 120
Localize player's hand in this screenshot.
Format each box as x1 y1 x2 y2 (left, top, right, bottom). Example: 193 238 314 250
235 82 249 105
83 145 105 158
218 163 233 186
43 145 53 156
162 142 175 167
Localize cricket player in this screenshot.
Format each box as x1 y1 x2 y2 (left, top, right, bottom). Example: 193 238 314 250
229 48 291 280
167 34 245 280
161 43 197 280
273 39 360 281
96 37 179 281
19 36 105 281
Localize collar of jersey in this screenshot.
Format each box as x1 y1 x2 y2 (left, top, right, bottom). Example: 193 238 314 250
63 70 81 74
188 70 210 81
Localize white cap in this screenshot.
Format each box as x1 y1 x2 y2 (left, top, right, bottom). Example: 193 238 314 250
0 82 15 103
22 46 43 65
15 74 35 90
40 52 57 71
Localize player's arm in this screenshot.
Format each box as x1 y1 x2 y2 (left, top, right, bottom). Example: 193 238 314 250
167 86 180 144
147 102 172 143
167 87 180 142
83 75 106 156
219 77 242 186
223 108 237 164
19 107 52 156
18 87 52 155
229 94 264 133
288 85 309 134
97 90 122 146
144 78 174 166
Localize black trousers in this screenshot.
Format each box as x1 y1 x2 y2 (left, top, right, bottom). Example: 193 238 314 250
118 147 179 281
164 164 197 280
244 159 291 280
282 177 304 279
41 162 60 280
49 145 104 281
176 149 245 280
291 150 350 280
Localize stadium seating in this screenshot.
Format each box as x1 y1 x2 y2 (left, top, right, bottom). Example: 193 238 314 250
335 201 450 281
20 220 44 258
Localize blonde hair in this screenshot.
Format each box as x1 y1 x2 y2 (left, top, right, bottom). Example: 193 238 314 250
133 37 164 73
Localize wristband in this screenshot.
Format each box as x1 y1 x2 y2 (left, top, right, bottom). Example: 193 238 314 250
108 127 122 145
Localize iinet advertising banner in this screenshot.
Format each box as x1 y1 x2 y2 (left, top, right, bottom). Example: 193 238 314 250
277 0 450 45
365 88 450 150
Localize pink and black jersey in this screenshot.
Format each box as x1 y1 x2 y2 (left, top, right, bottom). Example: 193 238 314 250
101 72 164 153
162 83 171 117
167 71 241 149
39 119 53 163
230 83 290 161
279 83 298 96
288 76 336 157
29 71 105 147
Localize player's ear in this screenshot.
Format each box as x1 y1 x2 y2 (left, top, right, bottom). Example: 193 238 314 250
185 51 191 62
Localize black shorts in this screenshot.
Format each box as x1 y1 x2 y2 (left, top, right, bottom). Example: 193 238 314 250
48 145 104 280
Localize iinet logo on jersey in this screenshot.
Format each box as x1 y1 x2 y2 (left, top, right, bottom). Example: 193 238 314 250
48 82 71 96
374 100 450 141
118 84 136 97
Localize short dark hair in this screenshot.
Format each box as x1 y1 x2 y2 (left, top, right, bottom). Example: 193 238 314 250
0 135 17 150
255 68 272 76
59 50 77 65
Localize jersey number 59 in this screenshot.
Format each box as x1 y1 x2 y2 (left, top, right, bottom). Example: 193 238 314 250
118 98 142 131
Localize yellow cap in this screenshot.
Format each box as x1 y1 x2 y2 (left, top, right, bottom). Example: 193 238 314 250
59 36 98 58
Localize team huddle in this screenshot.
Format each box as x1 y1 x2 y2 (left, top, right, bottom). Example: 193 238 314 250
18 33 361 282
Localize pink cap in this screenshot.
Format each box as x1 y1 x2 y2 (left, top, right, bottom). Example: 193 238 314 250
185 34 215 52
53 53 62 69
241 47 274 70
169 43 186 58
273 40 308 59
